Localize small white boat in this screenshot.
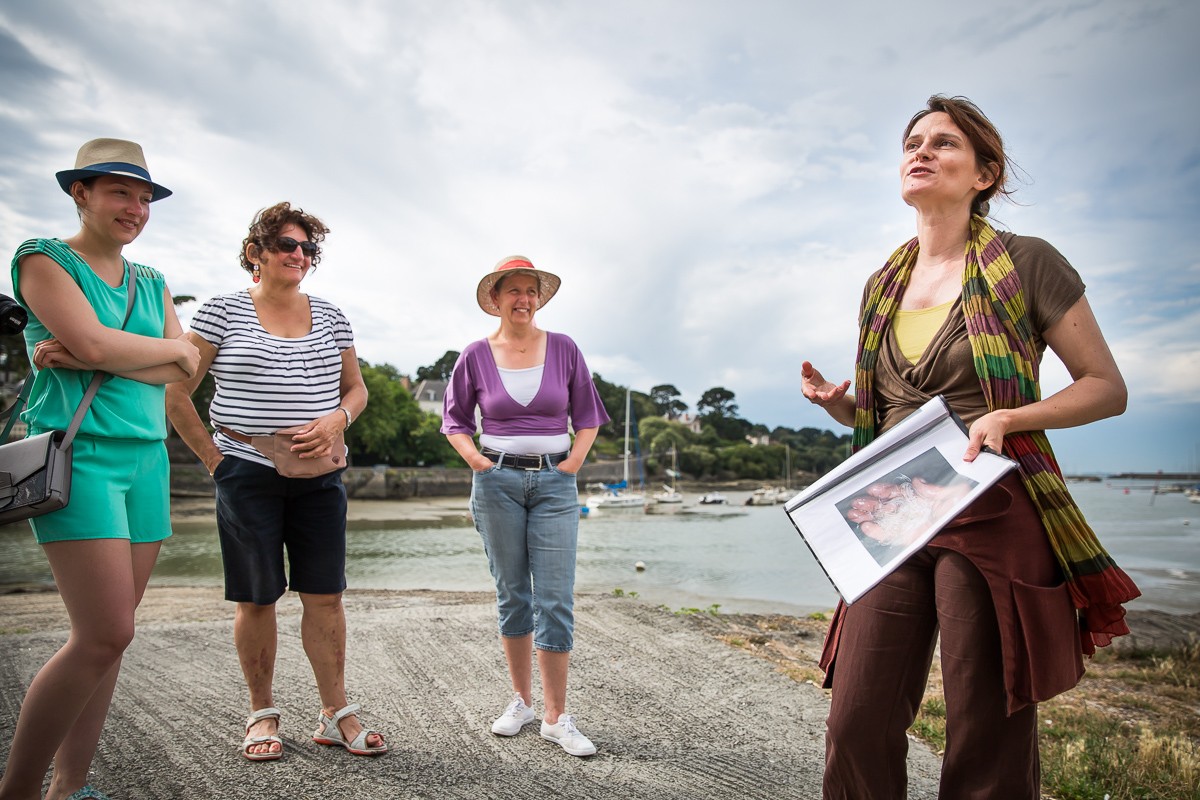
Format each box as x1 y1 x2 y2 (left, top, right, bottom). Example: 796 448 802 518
652 446 683 504
653 485 684 504
698 491 727 505
745 486 783 506
588 492 647 510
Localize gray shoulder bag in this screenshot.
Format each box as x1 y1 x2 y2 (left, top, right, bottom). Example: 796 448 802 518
0 263 138 525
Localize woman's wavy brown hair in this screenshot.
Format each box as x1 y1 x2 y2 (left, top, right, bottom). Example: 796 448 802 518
903 95 1015 217
240 201 331 273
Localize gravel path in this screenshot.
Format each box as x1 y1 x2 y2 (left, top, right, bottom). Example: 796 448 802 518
0 587 942 799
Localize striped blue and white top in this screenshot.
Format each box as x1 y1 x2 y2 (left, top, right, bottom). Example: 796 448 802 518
191 290 354 466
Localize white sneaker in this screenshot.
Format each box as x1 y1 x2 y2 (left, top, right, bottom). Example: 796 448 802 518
540 713 597 756
491 694 536 736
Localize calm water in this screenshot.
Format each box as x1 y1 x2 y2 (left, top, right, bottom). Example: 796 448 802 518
1 481 1196 615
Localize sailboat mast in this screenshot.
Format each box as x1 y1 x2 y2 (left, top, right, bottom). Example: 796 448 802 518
623 390 631 484
785 443 791 490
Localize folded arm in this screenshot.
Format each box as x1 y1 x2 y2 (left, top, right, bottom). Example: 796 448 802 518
19 254 199 378
164 333 223 474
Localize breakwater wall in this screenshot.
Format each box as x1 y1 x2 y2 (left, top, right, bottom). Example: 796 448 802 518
170 460 629 500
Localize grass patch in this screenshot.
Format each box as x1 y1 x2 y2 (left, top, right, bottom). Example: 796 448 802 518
780 664 826 685
0 627 32 635
909 696 947 754
673 603 721 616
697 608 1200 798
1039 706 1199 800
1107 645 1199 691
611 587 639 599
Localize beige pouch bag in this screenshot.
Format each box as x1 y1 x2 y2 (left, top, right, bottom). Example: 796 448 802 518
251 426 346 478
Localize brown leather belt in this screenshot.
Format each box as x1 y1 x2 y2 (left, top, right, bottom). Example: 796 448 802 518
217 426 254 445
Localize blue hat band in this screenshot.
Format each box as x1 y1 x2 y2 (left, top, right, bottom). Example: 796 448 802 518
81 161 153 181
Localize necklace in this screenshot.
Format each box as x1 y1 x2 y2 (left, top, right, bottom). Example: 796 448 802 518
501 333 537 353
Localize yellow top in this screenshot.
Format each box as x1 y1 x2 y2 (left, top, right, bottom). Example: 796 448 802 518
892 300 953 364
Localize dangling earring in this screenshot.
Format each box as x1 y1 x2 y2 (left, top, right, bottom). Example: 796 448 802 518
252 265 261 284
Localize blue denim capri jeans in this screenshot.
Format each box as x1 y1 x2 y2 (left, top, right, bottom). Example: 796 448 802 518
470 459 580 652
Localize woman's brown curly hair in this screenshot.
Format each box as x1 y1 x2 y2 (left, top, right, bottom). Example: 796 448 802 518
240 201 331 273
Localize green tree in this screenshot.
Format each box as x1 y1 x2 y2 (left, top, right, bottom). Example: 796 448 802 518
409 411 459 466
697 386 750 442
350 360 458 466
637 417 694 476
630 389 656 432
679 444 717 477
591 373 626 441
649 384 688 418
349 361 410 463
697 386 738 418
769 425 852 475
416 350 460 382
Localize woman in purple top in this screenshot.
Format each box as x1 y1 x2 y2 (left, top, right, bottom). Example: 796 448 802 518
442 256 609 757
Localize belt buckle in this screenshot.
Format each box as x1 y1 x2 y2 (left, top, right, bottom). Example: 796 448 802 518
523 455 543 471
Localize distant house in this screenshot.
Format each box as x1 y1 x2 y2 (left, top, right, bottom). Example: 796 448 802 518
745 433 771 447
674 412 703 435
412 379 448 417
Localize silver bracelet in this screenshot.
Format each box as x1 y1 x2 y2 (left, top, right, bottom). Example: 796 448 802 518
337 405 352 429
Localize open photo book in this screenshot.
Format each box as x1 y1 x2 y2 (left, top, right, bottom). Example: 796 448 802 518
783 396 1017 604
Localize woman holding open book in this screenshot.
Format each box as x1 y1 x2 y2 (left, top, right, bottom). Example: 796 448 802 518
801 95 1137 799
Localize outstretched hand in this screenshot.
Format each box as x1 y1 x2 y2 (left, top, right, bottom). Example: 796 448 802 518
801 361 851 407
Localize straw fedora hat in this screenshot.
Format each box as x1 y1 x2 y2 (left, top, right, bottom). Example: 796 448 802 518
55 138 172 201
476 255 561 316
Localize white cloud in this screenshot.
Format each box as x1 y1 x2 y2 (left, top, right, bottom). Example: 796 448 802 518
1 0 1197 473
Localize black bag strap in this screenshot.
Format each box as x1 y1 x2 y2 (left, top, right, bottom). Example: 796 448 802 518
1 259 139 445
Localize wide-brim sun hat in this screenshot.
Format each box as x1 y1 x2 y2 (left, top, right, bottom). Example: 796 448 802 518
55 138 172 201
476 255 561 316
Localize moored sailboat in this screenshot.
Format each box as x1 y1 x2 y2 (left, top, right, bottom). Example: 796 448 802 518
586 390 646 511
652 445 684 504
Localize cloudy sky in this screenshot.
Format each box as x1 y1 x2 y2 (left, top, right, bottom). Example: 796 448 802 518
1 0 1196 474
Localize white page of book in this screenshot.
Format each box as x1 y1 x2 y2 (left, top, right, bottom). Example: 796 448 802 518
785 397 1015 603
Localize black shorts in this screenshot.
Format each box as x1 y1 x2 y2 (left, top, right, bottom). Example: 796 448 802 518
213 455 348 604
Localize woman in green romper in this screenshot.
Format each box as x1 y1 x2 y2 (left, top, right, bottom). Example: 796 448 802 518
0 140 199 800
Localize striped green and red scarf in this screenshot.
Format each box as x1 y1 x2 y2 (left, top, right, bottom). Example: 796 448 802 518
853 216 1139 654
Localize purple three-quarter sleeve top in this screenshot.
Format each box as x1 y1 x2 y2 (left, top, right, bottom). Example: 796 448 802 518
441 332 610 437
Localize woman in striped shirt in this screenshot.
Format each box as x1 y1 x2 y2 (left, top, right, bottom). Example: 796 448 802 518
166 202 385 761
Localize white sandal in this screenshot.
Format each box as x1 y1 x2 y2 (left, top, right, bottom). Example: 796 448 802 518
242 707 283 761
312 702 387 756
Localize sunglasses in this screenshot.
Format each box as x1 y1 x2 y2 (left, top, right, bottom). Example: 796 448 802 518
266 236 319 257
